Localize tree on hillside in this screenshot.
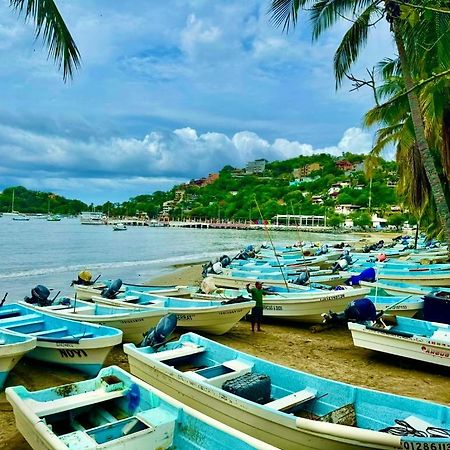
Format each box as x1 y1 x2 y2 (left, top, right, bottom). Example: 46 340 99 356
269 0 450 249
9 0 80 80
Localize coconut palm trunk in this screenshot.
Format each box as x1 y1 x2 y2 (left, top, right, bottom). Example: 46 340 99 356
391 19 450 251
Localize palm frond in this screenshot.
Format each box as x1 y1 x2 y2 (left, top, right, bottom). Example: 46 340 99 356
10 0 80 81
269 0 308 32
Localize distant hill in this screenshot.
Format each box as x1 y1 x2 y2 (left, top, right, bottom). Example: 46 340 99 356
0 186 88 215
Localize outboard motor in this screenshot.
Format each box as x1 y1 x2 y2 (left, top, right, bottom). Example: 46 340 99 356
291 271 310 286
323 298 380 326
219 255 231 268
24 285 52 307
332 254 353 273
101 279 122 299
345 267 376 286
71 270 93 286
139 314 177 348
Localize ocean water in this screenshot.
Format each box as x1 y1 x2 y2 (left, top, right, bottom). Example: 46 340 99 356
0 217 357 302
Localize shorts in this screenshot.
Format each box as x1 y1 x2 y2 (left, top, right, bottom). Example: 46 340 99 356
251 306 263 321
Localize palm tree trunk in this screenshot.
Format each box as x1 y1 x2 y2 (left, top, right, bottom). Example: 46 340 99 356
392 20 450 252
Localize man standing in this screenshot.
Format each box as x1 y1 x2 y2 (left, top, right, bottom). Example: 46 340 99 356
246 281 264 332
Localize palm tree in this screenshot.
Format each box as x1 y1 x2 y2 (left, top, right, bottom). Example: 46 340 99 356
9 0 80 80
269 0 450 249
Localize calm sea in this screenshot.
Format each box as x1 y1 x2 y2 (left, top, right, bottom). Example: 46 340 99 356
0 217 357 302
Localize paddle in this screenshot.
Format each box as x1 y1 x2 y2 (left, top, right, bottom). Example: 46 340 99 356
380 295 414 314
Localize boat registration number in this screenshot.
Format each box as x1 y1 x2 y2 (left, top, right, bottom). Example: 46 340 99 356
402 442 450 450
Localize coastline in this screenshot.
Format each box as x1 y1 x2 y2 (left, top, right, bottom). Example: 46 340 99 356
3 257 449 448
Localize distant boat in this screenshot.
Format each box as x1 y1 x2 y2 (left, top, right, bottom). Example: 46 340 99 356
46 214 61 221
80 211 107 225
4 189 28 219
6 365 275 450
12 215 30 221
112 222 127 231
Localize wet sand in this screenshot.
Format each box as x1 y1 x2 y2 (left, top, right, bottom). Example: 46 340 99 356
2 262 450 449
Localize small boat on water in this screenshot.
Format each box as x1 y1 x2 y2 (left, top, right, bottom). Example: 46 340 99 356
6 365 275 450
22 298 166 344
0 303 122 375
92 291 255 335
124 332 450 450
348 316 450 368
12 214 30 221
112 222 127 231
46 214 61 221
0 329 36 389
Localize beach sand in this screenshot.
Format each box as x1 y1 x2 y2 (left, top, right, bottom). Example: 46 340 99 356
2 262 450 449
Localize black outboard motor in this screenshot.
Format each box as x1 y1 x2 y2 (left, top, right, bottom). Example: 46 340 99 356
24 285 52 307
332 254 353 273
323 298 380 326
219 255 231 268
101 279 122 299
139 313 177 348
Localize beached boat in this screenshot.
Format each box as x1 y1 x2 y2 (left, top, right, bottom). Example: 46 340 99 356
22 299 166 344
348 316 450 368
92 292 255 335
6 365 275 450
0 329 36 389
124 332 450 450
74 282 191 301
360 280 434 296
0 303 122 375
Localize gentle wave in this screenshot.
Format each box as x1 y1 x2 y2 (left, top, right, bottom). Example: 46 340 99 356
0 250 234 280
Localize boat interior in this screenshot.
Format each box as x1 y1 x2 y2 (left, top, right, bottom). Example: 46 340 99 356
137 335 450 434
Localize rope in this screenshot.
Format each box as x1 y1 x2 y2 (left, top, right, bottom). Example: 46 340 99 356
380 419 450 438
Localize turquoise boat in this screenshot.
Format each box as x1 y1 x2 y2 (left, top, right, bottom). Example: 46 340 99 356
6 365 275 450
0 303 122 375
125 332 450 450
0 329 36 389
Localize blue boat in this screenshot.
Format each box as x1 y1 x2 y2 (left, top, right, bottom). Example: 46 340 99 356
0 303 122 375
125 332 450 450
6 365 275 450
0 329 36 389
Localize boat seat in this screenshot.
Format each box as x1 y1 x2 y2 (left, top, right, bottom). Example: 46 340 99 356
30 388 125 416
150 343 205 362
30 327 68 337
0 313 41 325
2 318 44 331
70 332 94 339
265 388 317 412
0 309 21 320
431 329 450 341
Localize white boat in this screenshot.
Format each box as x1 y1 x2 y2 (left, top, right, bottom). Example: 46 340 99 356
192 286 371 323
124 332 450 450
6 365 275 450
112 222 127 231
80 211 107 225
74 282 191 301
348 316 450 368
92 292 255 335
12 214 30 221
360 280 434 296
22 299 167 344
0 329 36 389
0 303 122 375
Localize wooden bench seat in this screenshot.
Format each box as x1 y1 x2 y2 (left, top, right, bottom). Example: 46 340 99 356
265 388 317 412
30 327 68 337
0 313 41 325
2 318 44 331
151 344 205 362
0 309 21 320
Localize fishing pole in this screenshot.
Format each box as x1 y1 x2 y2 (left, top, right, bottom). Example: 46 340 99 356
254 196 290 292
290 201 311 288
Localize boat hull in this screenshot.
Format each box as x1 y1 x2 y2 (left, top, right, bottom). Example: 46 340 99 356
348 323 450 368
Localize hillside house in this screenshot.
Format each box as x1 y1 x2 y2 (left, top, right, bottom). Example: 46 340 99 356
336 160 354 172
335 204 361 215
246 159 267 174
292 163 322 178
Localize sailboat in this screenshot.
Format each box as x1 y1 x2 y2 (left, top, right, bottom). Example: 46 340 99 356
4 190 29 220
46 197 61 221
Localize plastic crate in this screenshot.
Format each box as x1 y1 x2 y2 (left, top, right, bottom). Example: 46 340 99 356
222 372 271 404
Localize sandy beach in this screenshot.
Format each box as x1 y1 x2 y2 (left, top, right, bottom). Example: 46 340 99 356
2 261 449 449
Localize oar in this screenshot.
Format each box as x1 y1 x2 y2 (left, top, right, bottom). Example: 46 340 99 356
73 293 77 314
92 273 102 284
381 295 414 313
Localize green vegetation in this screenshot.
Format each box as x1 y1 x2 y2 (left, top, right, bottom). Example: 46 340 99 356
0 186 87 215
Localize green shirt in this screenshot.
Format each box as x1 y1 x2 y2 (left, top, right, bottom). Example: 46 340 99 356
249 288 264 308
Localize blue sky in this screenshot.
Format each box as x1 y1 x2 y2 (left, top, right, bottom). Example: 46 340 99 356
0 0 395 204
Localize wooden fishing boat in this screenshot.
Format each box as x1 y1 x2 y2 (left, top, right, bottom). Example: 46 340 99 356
124 332 450 450
6 365 275 450
360 280 434 296
0 303 122 375
348 316 450 368
0 329 36 389
92 292 255 335
21 299 166 344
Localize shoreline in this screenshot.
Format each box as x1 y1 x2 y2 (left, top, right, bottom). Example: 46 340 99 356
3 241 449 448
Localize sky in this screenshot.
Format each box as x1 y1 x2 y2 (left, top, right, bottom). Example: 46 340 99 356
0 0 395 204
